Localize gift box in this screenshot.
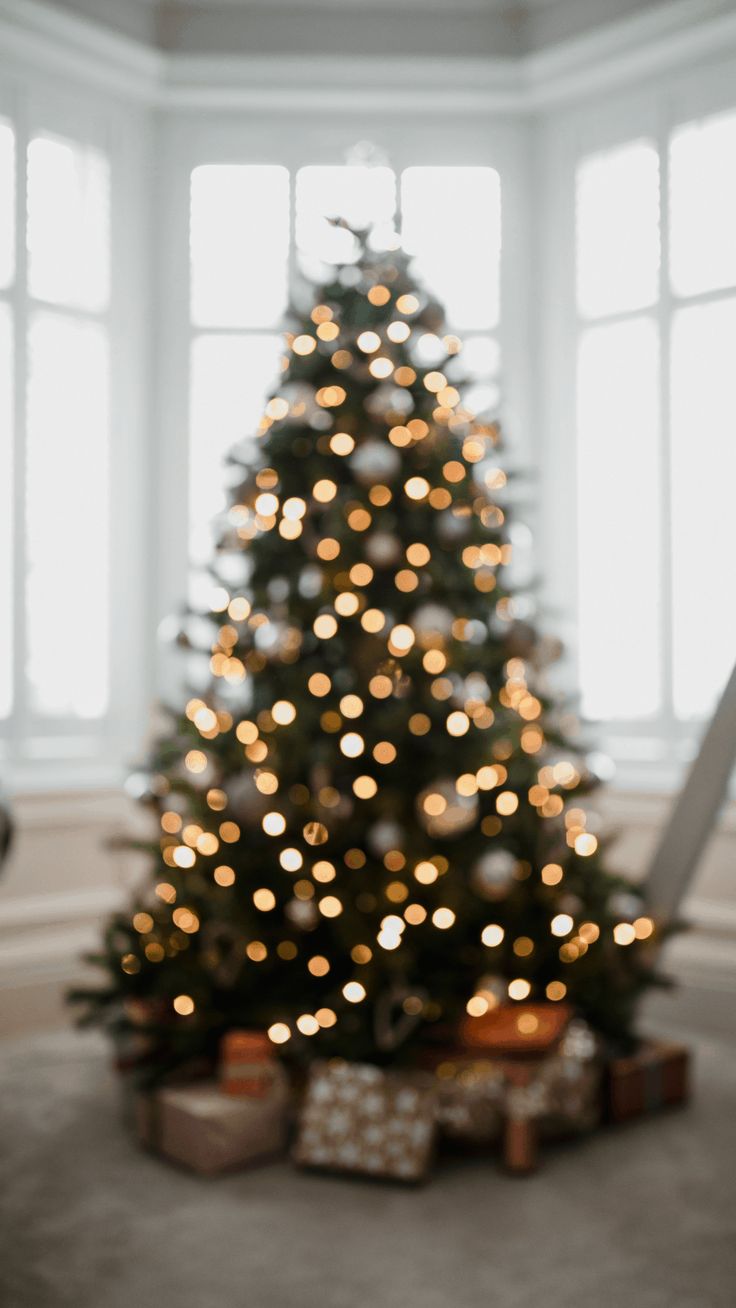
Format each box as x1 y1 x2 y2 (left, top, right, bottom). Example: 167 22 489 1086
433 1059 506 1147
219 1028 277 1097
460 1002 573 1056
426 1017 602 1171
293 1060 437 1183
136 1071 290 1174
604 1039 690 1123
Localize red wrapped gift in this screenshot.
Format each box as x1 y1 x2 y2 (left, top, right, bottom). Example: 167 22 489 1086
219 1028 277 1097
460 1002 573 1056
604 1039 690 1122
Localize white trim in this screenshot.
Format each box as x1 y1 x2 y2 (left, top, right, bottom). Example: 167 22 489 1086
661 927 736 991
0 0 161 103
10 786 130 828
687 897 736 935
0 884 124 932
152 0 530 10
0 923 107 982
2 0 736 113
158 54 524 113
524 0 736 108
2 758 129 798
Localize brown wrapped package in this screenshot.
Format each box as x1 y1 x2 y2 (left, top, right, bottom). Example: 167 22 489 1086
136 1070 290 1174
604 1039 690 1122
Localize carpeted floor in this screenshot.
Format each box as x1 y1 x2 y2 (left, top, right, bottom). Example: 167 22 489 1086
1 1011 735 1308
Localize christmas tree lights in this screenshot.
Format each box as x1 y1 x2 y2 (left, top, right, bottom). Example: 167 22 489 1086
71 223 664 1079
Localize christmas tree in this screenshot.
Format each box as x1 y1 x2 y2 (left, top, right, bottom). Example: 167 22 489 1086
73 224 663 1078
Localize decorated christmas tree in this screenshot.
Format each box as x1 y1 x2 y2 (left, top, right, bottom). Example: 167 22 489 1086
73 224 663 1079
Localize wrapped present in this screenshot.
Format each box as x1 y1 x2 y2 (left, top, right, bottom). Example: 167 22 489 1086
136 1072 290 1174
427 1018 602 1164
503 1064 547 1174
434 1059 506 1146
293 1060 437 1183
604 1039 690 1123
219 1029 277 1097
460 1002 572 1056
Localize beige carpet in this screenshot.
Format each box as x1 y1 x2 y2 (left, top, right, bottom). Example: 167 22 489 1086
1 1001 734 1308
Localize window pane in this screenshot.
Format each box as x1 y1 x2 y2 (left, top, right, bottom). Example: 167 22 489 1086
670 111 736 297
296 165 396 268
26 312 109 718
577 317 661 719
576 141 659 319
27 134 110 312
190 165 290 328
189 333 282 565
0 304 12 717
401 166 501 330
671 299 736 718
447 333 501 419
0 120 14 290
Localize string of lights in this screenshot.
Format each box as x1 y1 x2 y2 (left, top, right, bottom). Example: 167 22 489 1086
71 223 663 1078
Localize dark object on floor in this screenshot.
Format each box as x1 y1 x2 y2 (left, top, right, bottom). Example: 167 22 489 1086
604 1038 690 1122
0 785 13 872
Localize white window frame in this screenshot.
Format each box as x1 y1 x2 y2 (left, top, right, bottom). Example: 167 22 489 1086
538 53 736 791
0 71 152 793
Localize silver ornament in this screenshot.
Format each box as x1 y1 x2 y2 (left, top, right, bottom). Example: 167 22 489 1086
472 848 516 899
437 511 471 545
365 532 401 568
286 898 319 930
267 576 290 603
368 819 405 857
350 440 401 486
411 603 454 639
299 566 323 600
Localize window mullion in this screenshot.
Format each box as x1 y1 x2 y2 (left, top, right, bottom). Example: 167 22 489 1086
287 164 298 315
11 99 29 761
656 108 675 746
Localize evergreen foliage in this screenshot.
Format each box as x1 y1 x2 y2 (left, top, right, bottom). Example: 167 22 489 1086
71 227 664 1079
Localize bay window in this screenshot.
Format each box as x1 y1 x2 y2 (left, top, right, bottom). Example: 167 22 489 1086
572 103 736 770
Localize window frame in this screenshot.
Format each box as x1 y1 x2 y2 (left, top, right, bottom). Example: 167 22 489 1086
538 56 736 791
0 76 152 793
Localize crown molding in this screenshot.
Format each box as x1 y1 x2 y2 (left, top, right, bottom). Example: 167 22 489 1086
524 0 736 107
160 52 525 112
0 0 162 102
0 0 735 112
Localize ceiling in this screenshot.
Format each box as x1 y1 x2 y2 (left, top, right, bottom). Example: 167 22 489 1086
38 0 703 57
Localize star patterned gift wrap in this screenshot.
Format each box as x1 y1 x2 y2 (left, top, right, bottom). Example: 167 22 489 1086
293 1060 437 1183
